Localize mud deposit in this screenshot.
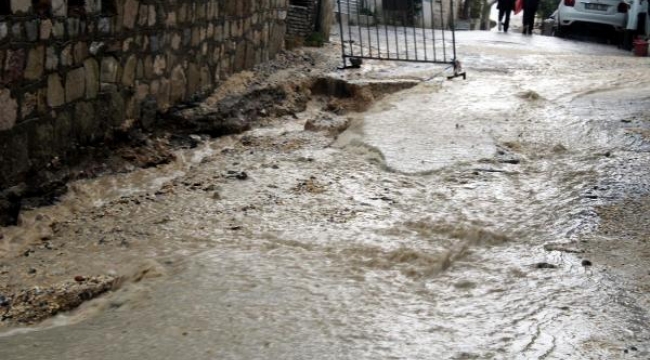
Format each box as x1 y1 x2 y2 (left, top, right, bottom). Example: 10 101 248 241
1 33 650 359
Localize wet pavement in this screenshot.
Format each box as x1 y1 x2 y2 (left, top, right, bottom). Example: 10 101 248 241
1 31 650 359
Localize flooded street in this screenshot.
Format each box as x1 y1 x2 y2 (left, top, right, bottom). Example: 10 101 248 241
2 31 650 359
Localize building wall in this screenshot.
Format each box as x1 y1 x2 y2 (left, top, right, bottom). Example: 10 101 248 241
0 0 288 189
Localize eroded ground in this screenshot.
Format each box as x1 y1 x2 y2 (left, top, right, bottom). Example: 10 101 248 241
0 32 649 359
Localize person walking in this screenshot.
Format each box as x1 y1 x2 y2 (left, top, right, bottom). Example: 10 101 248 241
497 0 516 32
522 0 540 34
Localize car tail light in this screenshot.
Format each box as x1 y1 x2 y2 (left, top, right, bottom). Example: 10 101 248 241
564 0 575 6
618 2 629 12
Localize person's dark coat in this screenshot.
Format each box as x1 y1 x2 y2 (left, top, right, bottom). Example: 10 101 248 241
497 0 516 11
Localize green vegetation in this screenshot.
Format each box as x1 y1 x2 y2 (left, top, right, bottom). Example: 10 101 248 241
359 7 375 16
469 0 482 18
538 0 560 18
305 32 326 47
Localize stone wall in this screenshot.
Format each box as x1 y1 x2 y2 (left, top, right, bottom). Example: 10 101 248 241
0 0 288 189
286 0 317 43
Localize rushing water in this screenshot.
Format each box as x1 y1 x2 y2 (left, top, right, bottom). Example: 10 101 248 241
1 32 650 359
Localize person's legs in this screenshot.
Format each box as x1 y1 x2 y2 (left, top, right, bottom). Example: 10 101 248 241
503 10 511 32
523 10 534 34
522 10 529 33
526 1 539 34
498 9 505 31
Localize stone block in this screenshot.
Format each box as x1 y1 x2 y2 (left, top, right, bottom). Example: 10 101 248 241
178 4 186 22
24 46 45 81
150 80 160 95
153 55 166 76
98 17 112 34
53 20 65 39
46 46 58 71
74 42 88 65
67 18 81 38
84 58 100 99
135 82 149 100
122 55 137 86
85 0 101 13
187 63 200 95
123 0 139 29
148 5 156 26
52 0 66 16
171 33 181 50
166 12 177 27
101 57 119 83
0 23 8 41
10 0 30 13
4 49 26 84
143 55 153 79
136 59 144 79
207 24 215 39
183 28 191 46
123 37 134 52
11 23 23 41
47 74 65 107
61 44 73 67
25 20 39 42
66 67 86 102
234 42 247 72
40 20 53 40
138 4 148 27
21 91 38 119
191 27 200 46
157 78 170 110
170 66 186 102
150 35 159 52
0 89 18 131
200 66 211 91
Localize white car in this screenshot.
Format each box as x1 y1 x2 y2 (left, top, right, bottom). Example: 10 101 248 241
556 0 629 33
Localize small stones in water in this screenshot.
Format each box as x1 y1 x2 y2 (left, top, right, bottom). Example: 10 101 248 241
623 346 639 353
0 294 9 307
499 158 521 165
535 262 558 269
581 259 593 267
74 276 86 283
212 192 222 200
204 184 219 192
27 267 37 274
226 171 248 180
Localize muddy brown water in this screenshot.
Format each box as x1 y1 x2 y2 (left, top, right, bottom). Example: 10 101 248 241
1 32 650 359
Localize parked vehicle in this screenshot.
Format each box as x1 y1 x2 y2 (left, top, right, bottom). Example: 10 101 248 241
555 0 629 35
